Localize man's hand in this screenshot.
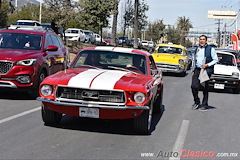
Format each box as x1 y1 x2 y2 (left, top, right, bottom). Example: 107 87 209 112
202 64 208 69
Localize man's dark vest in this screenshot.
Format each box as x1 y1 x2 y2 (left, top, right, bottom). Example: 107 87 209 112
195 44 214 74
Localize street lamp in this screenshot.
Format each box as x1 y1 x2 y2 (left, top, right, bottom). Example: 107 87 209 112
39 0 42 23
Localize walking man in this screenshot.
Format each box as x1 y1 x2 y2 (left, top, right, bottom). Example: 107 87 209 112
191 35 218 111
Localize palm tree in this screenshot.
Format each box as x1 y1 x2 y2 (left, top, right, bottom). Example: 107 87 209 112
177 16 193 46
111 0 120 47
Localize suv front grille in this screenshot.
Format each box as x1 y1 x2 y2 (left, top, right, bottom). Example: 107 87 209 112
0 61 13 74
56 86 126 104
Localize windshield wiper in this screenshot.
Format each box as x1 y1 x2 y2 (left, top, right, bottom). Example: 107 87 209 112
107 66 137 74
74 65 102 70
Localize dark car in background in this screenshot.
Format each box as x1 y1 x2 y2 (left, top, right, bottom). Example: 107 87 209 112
0 28 68 98
40 23 64 38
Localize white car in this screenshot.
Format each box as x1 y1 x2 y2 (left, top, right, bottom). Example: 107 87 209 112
209 51 240 93
65 28 86 42
141 40 149 47
94 33 104 45
148 41 154 48
8 20 42 30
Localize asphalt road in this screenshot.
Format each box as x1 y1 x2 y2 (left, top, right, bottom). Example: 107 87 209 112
0 70 239 160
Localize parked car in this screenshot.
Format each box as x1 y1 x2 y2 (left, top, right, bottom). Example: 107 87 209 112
103 36 119 46
141 40 149 47
148 41 154 48
83 30 95 43
37 46 164 134
65 28 86 42
94 33 105 45
209 50 240 93
215 48 240 63
152 43 189 76
118 36 128 45
0 28 68 98
9 20 42 30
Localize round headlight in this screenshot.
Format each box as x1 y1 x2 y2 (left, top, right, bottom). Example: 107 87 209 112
232 72 239 78
134 92 146 104
179 59 184 65
41 85 53 96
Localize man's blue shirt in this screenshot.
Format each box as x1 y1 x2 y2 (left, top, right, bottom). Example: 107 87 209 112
195 46 218 68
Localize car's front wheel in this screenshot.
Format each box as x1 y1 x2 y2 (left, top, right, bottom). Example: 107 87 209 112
153 87 163 114
41 104 62 126
133 101 153 135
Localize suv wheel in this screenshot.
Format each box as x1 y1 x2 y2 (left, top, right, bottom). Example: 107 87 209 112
28 70 47 98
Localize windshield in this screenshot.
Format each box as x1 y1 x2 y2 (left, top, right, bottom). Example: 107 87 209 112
65 30 79 34
157 46 183 54
0 33 43 50
217 53 236 66
72 50 147 75
16 22 35 26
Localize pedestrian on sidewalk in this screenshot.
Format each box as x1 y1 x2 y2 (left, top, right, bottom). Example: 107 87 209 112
191 35 218 111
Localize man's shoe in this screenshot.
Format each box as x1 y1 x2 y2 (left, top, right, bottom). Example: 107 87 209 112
192 103 200 110
198 106 209 112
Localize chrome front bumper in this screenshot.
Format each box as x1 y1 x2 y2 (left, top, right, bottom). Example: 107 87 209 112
37 97 150 110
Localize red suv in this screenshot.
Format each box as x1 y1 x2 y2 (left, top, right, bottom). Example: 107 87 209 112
0 29 68 98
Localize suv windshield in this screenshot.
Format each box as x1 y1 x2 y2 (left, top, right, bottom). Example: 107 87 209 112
158 46 183 54
72 50 147 75
0 33 43 50
217 53 236 66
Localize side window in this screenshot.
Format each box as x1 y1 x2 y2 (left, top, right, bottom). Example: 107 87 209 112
50 35 60 48
45 34 53 48
149 56 157 70
56 36 64 48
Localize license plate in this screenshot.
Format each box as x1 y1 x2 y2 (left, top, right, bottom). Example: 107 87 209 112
214 83 224 89
79 107 99 118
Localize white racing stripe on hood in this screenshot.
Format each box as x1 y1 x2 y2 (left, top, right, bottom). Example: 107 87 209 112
90 70 128 89
68 69 105 88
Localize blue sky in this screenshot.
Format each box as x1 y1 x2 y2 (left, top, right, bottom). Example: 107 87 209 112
145 0 240 32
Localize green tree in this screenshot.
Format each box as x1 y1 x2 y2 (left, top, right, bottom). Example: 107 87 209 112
78 0 113 38
146 19 165 43
0 0 14 28
166 25 181 44
43 0 75 30
121 0 134 39
177 16 192 46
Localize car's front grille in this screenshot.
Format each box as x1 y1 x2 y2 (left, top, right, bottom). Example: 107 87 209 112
56 86 126 104
155 63 179 69
210 74 239 80
0 61 13 74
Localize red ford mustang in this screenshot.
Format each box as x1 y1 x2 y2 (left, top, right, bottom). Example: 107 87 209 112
37 46 164 134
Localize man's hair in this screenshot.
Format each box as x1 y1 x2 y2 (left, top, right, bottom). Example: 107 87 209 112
199 35 207 41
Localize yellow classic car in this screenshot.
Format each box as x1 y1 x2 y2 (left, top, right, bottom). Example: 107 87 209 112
152 43 189 76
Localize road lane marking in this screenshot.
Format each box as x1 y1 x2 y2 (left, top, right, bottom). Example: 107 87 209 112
0 107 41 124
169 120 189 160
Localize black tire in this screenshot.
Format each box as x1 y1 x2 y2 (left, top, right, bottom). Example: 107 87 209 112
133 101 153 135
153 87 163 114
232 87 240 94
179 71 186 77
41 105 62 125
28 70 47 99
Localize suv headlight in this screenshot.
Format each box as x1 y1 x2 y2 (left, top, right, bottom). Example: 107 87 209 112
179 59 184 65
41 85 53 96
16 59 36 66
232 72 239 78
134 92 146 104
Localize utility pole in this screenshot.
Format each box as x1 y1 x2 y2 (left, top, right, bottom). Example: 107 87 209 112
216 19 221 47
15 0 17 8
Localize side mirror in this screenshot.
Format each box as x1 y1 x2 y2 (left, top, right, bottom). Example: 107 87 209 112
151 69 159 76
46 45 58 51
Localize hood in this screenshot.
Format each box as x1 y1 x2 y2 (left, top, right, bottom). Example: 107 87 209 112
152 53 186 64
214 64 239 75
43 69 149 92
0 49 40 61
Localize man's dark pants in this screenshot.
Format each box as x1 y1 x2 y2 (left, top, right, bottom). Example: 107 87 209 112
191 68 209 107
